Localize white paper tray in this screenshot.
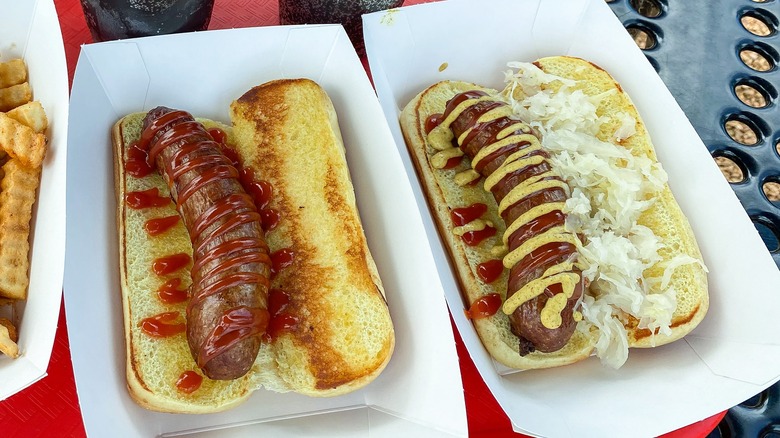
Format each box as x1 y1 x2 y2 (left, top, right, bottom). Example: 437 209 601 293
64 24 466 437
364 0 780 436
0 0 68 400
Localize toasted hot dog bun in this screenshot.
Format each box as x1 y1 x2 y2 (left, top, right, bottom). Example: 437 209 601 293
526 57 708 348
399 56 707 370
114 79 394 412
230 79 395 396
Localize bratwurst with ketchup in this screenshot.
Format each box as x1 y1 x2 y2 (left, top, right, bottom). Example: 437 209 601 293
140 107 271 380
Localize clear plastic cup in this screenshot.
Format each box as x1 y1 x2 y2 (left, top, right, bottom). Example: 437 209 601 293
80 0 215 42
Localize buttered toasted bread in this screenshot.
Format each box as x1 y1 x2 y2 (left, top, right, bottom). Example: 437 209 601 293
231 79 395 396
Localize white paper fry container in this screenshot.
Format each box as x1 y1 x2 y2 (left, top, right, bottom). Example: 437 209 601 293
0 0 68 400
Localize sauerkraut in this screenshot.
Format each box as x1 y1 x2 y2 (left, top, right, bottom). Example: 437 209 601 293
503 61 695 368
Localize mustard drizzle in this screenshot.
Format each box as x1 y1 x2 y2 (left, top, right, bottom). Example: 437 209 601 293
453 219 494 236
454 169 481 186
426 91 580 329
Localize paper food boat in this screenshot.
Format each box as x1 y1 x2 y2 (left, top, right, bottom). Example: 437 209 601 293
64 24 468 437
0 0 69 400
364 0 780 436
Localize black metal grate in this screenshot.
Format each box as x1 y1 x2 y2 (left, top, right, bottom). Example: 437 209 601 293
608 0 780 265
707 385 780 437
606 1 780 436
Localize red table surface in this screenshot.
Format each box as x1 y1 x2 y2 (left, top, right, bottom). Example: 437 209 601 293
0 0 727 436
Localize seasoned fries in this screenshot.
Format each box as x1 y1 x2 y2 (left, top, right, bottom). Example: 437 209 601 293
0 57 49 359
0 59 26 90
0 159 40 300
0 112 46 168
0 82 32 112
0 318 19 358
0 59 27 89
7 101 47 134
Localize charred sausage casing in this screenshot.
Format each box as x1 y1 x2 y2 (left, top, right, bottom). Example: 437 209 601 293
140 106 271 380
428 91 583 355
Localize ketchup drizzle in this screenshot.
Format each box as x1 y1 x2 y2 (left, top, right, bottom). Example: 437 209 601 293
239 168 274 211
271 248 295 277
425 113 443 134
158 278 188 304
192 237 271 283
477 259 504 284
152 253 191 276
462 226 497 246
189 194 261 246
507 210 565 249
442 91 488 120
217 139 242 170
126 142 154 178
451 203 488 226
464 293 502 319
176 370 203 394
514 242 576 282
208 128 227 145
125 187 171 209
443 156 463 169
140 109 273 371
197 306 270 368
260 209 280 231
264 288 300 342
139 312 186 338
144 215 180 236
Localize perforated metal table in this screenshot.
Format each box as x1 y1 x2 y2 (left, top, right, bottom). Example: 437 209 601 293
607 1 780 436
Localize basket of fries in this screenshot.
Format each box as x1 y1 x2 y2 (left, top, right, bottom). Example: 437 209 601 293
0 0 68 399
0 56 49 358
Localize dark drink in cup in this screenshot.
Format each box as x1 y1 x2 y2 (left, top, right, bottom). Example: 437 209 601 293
279 0 404 55
80 0 214 42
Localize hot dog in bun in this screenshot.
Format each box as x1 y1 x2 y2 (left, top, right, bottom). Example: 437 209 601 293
114 78 395 412
400 56 707 370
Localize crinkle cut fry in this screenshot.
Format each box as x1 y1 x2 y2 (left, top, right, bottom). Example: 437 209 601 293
0 159 40 299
